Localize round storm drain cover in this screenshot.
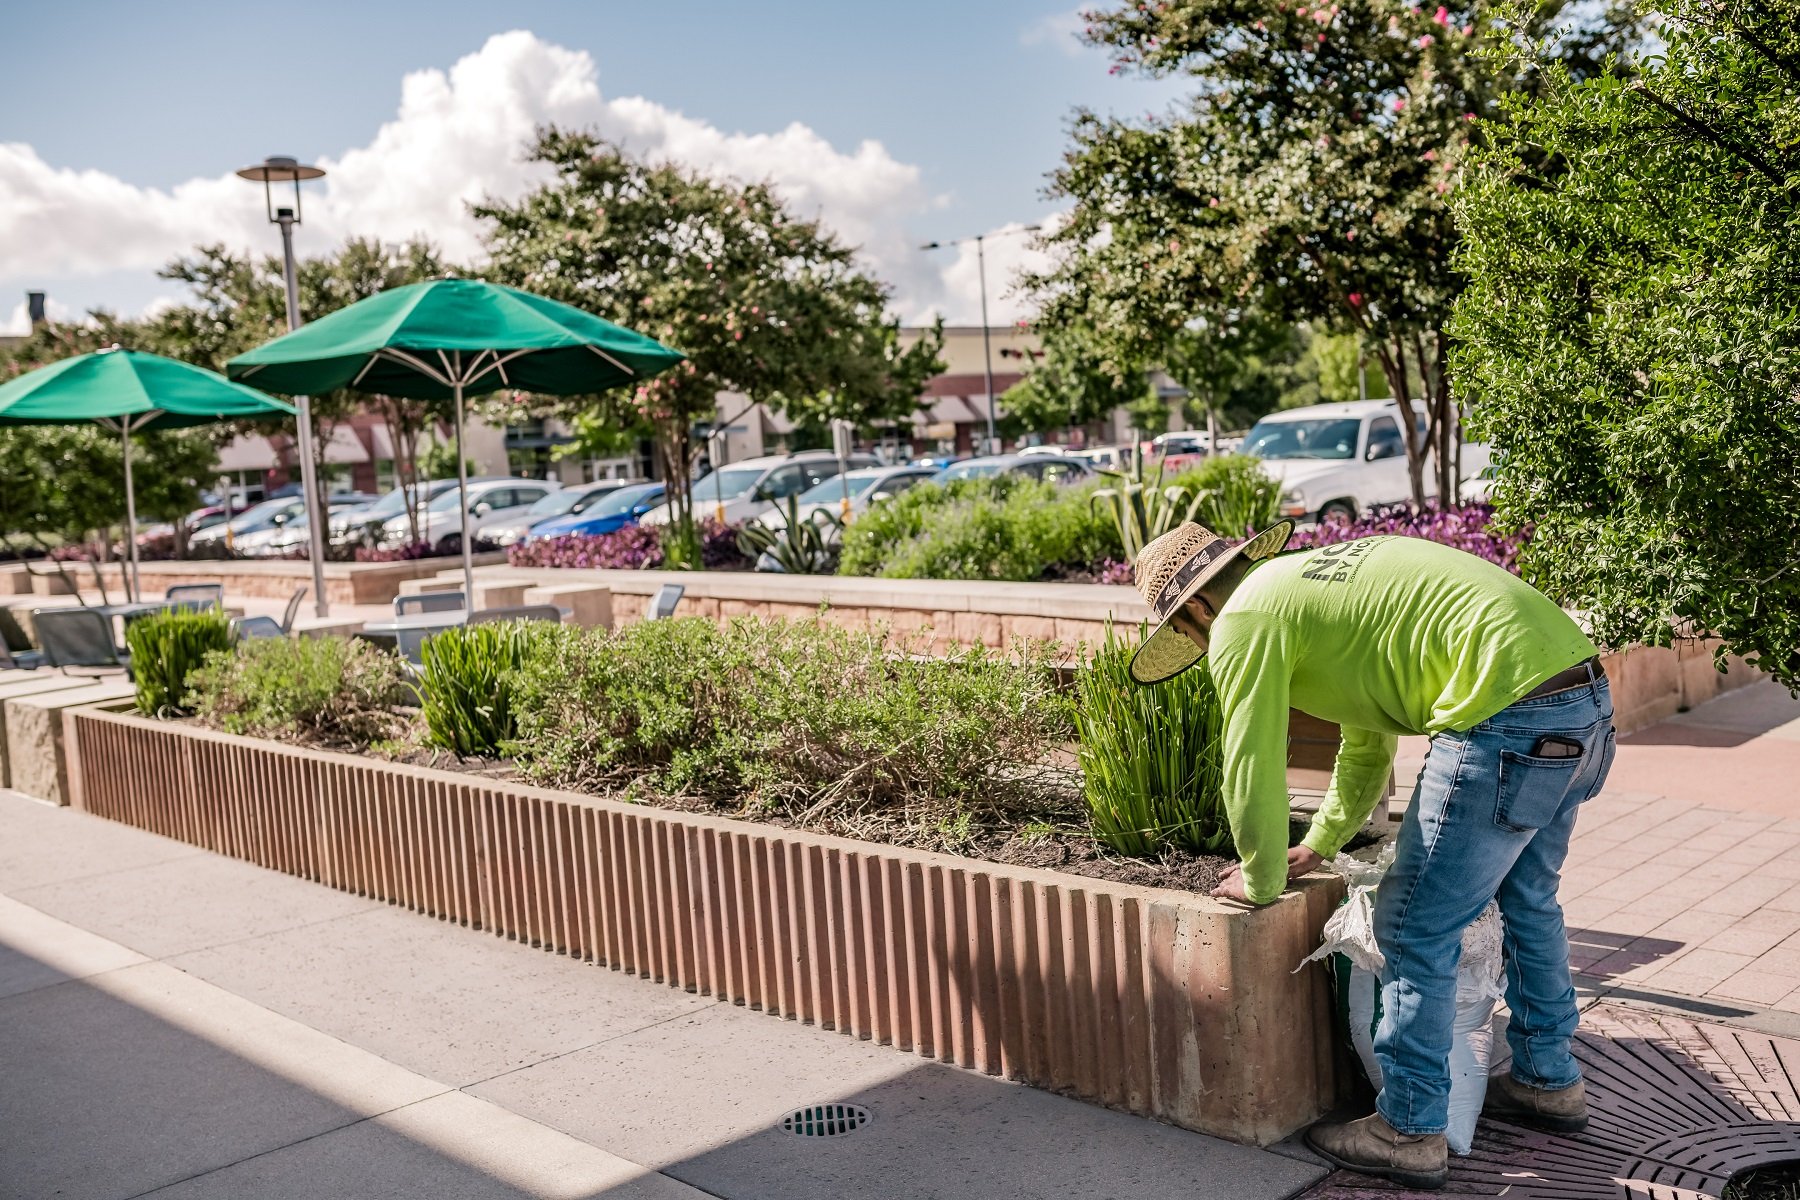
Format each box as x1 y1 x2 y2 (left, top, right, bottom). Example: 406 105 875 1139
780 1103 871 1137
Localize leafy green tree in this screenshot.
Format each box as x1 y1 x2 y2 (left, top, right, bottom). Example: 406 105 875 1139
1027 0 1640 505
1452 0 1800 689
1160 314 1303 433
999 325 1158 434
475 130 943 555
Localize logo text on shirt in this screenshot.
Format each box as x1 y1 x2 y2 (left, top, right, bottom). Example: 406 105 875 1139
1300 537 1379 584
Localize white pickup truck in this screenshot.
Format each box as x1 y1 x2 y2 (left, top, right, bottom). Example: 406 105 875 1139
1240 399 1489 524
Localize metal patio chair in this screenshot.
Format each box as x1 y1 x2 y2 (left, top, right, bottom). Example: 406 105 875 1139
394 591 466 616
0 639 44 670
34 607 130 678
165 583 226 613
644 583 684 621
233 586 307 640
466 604 564 627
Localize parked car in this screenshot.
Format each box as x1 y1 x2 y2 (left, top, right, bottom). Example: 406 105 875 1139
934 453 1095 486
524 482 668 540
485 480 640 547
639 451 880 528
330 480 461 547
751 465 941 537
376 478 561 551
1241 399 1463 523
239 495 384 557
1071 444 1140 473
187 496 309 552
180 505 234 536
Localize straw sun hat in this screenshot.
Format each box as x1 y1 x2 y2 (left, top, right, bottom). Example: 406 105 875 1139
1128 519 1295 685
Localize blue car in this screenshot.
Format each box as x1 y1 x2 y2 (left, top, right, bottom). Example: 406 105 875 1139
525 482 667 540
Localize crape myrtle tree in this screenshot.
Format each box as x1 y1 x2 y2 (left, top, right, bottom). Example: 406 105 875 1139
148 237 459 544
475 129 943 558
1451 0 1800 689
1027 0 1639 506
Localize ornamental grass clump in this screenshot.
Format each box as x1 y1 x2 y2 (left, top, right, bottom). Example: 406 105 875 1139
507 616 1072 830
124 610 234 717
1074 623 1229 856
418 621 553 757
188 635 404 745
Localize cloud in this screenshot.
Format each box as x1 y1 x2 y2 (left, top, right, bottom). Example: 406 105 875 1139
1 294 75 336
1021 9 1089 57
1 30 1040 331
930 219 1063 327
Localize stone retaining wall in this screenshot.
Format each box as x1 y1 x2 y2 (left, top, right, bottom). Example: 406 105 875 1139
64 708 1346 1147
79 555 507 606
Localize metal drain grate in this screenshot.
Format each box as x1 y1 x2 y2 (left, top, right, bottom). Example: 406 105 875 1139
780 1103 871 1137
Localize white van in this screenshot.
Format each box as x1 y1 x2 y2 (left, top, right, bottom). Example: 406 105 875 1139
1241 400 1477 523
639 451 880 527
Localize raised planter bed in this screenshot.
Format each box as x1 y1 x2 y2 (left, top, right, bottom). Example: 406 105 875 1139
64 706 1345 1146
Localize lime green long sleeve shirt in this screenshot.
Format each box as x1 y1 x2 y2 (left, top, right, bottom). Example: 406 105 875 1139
1204 536 1597 904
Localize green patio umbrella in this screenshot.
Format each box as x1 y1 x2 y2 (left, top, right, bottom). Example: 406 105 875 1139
227 278 685 601
0 347 297 603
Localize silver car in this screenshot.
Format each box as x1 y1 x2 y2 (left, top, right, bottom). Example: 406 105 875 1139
377 477 561 551
485 480 640 547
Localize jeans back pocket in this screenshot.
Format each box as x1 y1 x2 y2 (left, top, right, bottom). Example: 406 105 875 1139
1495 749 1585 832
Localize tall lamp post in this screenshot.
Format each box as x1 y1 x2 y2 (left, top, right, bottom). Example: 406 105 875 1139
236 156 330 619
920 224 1041 456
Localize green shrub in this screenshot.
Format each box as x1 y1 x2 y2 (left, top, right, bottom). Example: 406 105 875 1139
508 616 1072 820
1170 454 1281 538
838 476 1119 580
124 610 234 717
188 635 404 744
1073 623 1228 856
418 621 552 757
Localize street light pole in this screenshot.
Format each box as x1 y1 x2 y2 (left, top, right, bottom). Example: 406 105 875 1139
921 224 1041 457
975 235 996 455
237 157 330 618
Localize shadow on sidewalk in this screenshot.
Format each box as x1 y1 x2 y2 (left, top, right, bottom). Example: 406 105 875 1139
0 938 631 1199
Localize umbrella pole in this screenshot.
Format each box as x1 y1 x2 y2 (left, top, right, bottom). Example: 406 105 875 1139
454 378 474 606
121 422 142 604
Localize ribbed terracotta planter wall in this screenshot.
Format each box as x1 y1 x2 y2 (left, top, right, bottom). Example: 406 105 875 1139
64 708 1344 1145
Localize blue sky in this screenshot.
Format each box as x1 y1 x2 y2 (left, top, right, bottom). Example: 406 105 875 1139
4 0 1185 331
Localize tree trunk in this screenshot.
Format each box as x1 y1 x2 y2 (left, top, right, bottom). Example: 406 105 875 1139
1373 338 1429 508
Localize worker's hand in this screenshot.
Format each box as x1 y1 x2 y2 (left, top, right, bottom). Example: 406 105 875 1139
1210 846 1326 903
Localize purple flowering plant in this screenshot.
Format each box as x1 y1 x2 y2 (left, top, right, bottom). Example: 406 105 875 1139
1286 503 1529 574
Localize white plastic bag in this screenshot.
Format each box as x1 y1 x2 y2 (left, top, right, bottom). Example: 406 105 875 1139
1295 849 1504 1156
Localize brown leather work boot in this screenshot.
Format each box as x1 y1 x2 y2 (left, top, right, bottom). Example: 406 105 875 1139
1482 1072 1588 1133
1304 1113 1449 1190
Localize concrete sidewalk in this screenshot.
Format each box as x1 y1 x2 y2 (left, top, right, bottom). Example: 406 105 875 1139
0 790 1324 1200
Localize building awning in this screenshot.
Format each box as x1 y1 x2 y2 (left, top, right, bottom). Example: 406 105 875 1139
321 424 369 465
914 395 993 425
367 422 395 462
216 435 276 473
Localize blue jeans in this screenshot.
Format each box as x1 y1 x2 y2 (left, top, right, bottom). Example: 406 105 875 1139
1372 670 1616 1136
